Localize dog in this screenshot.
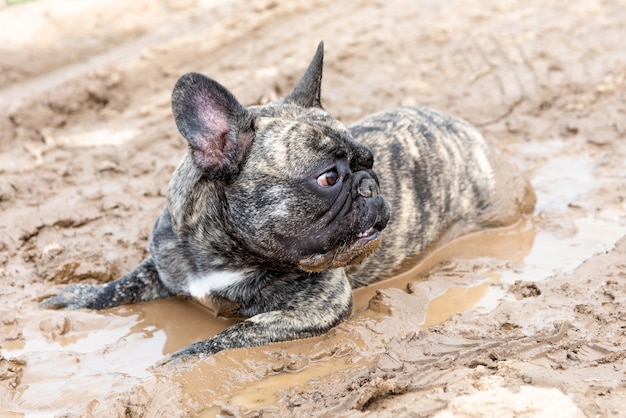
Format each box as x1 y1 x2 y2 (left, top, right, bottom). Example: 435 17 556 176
41 42 535 360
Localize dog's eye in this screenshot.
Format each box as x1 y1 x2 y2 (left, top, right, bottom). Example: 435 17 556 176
317 169 339 187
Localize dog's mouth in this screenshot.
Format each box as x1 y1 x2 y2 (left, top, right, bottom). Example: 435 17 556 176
298 227 382 273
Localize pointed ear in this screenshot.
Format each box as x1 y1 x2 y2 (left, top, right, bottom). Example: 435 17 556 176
171 73 254 181
284 41 324 108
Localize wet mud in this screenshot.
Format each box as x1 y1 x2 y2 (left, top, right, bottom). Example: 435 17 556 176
1 0 626 416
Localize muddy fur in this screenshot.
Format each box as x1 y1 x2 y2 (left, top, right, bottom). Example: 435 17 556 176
41 42 534 360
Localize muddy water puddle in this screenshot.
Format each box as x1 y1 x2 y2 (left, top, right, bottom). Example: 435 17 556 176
2 139 626 416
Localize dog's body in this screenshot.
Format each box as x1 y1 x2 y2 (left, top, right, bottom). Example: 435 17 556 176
42 43 535 359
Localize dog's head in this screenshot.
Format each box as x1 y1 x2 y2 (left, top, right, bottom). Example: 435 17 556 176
170 42 390 273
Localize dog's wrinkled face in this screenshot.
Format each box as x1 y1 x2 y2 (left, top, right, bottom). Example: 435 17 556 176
228 104 390 272
171 42 390 273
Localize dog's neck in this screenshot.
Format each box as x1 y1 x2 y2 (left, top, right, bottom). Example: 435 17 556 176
166 155 303 275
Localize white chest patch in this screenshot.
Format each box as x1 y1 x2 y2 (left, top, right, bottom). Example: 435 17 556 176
187 269 248 299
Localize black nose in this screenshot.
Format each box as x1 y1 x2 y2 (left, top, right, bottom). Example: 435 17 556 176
358 178 378 198
352 171 379 199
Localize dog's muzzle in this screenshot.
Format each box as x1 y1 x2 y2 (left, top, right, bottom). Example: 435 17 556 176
299 170 390 273
354 170 389 231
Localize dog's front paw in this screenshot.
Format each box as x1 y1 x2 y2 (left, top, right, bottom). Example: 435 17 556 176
156 335 231 367
39 283 102 310
169 340 223 362
156 345 209 367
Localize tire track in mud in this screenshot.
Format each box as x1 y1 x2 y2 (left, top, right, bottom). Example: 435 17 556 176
0 0 235 94
0 0 337 148
0 0 343 108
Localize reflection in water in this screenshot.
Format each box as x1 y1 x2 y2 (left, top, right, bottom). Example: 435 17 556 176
473 214 626 314
422 278 497 328
176 343 364 416
532 150 594 212
120 298 240 355
2 298 237 413
354 218 537 315
4 309 162 412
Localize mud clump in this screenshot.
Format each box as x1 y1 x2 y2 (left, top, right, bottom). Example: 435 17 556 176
510 280 542 298
0 356 26 404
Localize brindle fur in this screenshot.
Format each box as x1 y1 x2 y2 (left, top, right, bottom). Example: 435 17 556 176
41 42 534 360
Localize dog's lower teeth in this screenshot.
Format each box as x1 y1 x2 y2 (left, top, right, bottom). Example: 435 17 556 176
357 228 374 238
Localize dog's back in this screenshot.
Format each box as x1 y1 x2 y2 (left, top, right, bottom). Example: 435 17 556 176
346 106 535 287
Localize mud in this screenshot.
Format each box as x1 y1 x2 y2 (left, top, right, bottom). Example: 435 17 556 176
1 0 625 416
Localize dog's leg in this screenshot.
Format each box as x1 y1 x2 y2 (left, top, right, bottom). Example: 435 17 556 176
40 257 173 310
164 269 353 361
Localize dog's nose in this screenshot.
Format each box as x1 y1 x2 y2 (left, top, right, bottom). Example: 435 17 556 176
356 177 378 198
353 171 379 198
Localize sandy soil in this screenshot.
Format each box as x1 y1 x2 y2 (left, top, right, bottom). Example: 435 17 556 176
1 0 625 416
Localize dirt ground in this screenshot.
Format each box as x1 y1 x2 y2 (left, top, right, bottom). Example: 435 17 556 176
1 0 626 416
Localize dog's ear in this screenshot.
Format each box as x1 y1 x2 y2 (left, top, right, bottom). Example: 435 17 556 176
172 73 254 181
284 41 324 108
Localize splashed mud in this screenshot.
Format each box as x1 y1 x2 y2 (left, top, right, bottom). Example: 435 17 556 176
1 0 626 417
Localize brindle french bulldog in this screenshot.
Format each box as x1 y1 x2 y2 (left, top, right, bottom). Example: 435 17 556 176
41 42 535 360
